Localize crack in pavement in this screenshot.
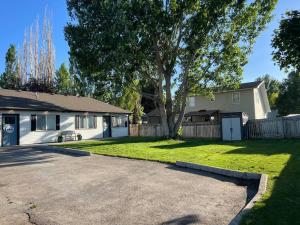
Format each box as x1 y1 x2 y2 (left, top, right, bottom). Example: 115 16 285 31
25 211 38 225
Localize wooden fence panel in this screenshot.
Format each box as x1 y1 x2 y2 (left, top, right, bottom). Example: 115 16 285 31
182 124 220 139
246 117 300 139
129 124 139 136
129 124 163 137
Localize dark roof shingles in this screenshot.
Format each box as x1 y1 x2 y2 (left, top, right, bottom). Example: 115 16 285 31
0 89 130 114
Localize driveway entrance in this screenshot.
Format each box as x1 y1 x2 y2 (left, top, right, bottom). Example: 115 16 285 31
0 147 252 225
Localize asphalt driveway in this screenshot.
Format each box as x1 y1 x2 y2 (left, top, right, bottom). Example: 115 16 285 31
0 147 252 225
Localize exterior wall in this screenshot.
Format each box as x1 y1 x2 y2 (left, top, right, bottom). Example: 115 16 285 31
18 111 104 145
186 89 257 119
254 85 271 119
112 127 128 137
0 110 129 146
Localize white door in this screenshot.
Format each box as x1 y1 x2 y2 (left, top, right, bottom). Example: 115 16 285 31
231 117 241 141
222 118 232 141
222 117 242 141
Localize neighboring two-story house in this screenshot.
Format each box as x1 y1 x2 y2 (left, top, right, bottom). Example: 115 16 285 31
185 81 271 120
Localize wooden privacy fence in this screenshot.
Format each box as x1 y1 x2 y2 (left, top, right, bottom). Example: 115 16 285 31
182 123 221 139
246 117 300 139
130 117 300 139
129 124 163 137
130 123 220 138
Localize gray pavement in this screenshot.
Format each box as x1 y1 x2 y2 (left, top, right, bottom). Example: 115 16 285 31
0 147 251 225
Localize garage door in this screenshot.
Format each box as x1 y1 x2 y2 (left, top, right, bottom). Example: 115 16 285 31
222 117 241 141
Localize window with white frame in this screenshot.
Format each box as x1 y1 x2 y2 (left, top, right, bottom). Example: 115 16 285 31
75 115 97 129
36 115 46 130
188 96 196 107
32 114 59 131
232 92 240 104
112 116 127 128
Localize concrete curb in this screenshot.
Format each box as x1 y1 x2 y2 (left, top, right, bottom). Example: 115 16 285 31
175 161 268 225
39 146 91 156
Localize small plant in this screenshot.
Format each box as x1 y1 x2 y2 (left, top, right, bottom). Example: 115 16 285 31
77 133 82 141
57 135 63 143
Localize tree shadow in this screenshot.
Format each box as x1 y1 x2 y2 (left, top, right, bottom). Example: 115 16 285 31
160 214 200 225
151 139 223 150
166 164 258 203
224 139 300 225
60 137 165 149
0 148 55 168
0 147 84 168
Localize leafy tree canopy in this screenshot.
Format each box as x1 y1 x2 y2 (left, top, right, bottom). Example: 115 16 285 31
55 63 73 94
276 71 300 115
256 74 280 109
65 0 277 137
272 10 300 71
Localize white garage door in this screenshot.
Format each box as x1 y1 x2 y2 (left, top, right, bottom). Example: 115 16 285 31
222 117 241 141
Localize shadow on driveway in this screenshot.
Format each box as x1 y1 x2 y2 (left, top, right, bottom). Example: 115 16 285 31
0 147 84 168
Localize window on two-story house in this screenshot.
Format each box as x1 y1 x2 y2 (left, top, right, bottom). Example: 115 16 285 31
232 92 240 104
188 96 196 107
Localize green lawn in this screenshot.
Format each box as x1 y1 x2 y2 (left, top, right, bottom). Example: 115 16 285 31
59 137 300 225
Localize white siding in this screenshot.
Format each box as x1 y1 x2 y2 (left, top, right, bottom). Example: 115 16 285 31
19 111 104 145
112 127 128 137
0 110 129 146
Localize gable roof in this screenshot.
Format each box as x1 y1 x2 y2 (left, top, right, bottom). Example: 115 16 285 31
238 81 262 90
213 81 263 94
0 89 130 114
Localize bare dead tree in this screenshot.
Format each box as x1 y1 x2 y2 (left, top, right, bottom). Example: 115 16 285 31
16 7 56 91
22 29 28 85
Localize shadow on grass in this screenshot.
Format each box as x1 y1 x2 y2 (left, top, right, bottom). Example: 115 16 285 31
60 137 165 149
224 139 300 225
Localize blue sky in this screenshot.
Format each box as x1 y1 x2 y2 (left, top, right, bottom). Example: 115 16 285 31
0 0 299 82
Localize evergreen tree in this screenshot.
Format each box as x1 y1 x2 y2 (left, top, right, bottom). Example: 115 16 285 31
0 44 20 89
55 63 72 94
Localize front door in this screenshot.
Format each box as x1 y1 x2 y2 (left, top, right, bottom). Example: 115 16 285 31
2 114 19 146
103 116 111 138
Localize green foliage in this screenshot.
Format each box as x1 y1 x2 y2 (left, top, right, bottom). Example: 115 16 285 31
59 137 300 225
65 0 277 137
256 74 280 109
276 71 300 116
272 10 300 71
118 80 143 124
0 44 20 89
55 63 73 94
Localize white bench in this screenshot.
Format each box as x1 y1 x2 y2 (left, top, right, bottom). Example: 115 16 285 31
60 131 77 142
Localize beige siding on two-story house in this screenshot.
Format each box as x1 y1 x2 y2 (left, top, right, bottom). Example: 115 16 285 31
253 84 271 119
186 89 257 119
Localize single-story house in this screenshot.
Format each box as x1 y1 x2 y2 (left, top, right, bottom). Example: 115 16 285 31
186 81 271 120
0 89 131 147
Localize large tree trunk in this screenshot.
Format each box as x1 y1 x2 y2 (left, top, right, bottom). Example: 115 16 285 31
165 74 175 137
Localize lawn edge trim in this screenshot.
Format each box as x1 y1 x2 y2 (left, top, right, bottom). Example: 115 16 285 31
90 152 175 165
175 161 268 225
